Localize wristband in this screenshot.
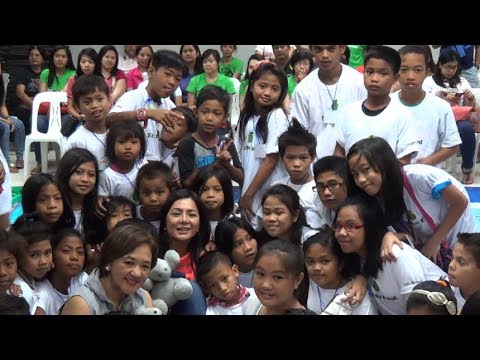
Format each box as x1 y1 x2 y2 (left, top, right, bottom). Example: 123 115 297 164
136 108 148 122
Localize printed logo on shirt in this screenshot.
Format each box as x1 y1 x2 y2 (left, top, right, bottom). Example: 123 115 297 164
197 155 215 168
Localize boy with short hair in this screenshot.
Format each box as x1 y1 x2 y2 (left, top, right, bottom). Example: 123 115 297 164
392 45 461 167
290 45 367 159
196 251 257 315
312 155 349 227
334 45 419 164
67 74 111 171
107 49 185 161
274 118 324 229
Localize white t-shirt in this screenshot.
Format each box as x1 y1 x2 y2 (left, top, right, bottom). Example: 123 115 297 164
369 244 446 315
206 288 257 315
0 148 12 216
273 176 325 229
390 91 461 165
66 126 110 171
135 205 161 232
98 158 149 203
73 209 83 234
403 164 476 247
234 108 289 229
290 65 367 159
36 272 88 315
307 280 377 315
423 76 472 102
13 275 40 314
336 99 419 159
159 141 179 179
110 88 175 160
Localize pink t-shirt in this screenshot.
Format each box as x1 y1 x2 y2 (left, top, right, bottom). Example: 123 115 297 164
126 67 145 90
104 69 126 94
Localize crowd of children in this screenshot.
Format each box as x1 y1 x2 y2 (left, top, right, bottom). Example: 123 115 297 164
1 44 480 315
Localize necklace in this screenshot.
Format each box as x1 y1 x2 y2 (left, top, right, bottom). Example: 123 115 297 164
325 82 339 110
18 270 35 290
316 284 339 313
85 127 107 148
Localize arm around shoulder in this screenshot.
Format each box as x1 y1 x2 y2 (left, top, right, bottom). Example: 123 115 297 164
60 295 92 315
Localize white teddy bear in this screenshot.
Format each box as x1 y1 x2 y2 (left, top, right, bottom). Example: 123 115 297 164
142 249 193 313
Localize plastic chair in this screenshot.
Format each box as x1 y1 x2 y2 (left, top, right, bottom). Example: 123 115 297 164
23 91 67 182
229 78 241 129
2 73 9 103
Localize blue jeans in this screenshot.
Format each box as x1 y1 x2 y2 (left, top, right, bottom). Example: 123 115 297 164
170 280 207 315
461 66 479 88
34 113 69 164
0 116 25 164
457 120 476 170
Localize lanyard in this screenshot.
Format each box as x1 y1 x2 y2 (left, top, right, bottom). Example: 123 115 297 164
316 283 339 313
86 128 106 149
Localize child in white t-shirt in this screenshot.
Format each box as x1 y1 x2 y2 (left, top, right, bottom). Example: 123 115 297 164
197 251 257 315
274 118 324 229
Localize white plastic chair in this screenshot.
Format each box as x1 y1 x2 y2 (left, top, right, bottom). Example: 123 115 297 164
2 73 9 103
229 78 241 129
24 91 67 182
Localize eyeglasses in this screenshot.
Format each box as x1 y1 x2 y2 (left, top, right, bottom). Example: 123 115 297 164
332 223 364 232
442 64 458 71
313 182 343 193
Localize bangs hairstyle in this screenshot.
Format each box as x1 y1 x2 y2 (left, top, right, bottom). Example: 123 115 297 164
179 45 203 76
278 117 317 158
238 62 288 144
346 137 406 224
215 216 257 259
72 74 110 106
56 147 99 210
75 47 100 78
243 53 265 82
194 165 234 219
313 156 348 184
12 220 51 254
302 227 350 279
136 160 176 193
334 194 388 278
105 120 146 163
99 224 158 278
260 184 306 247
47 45 75 88
21 173 75 229
151 49 185 72
364 45 401 74
433 48 462 89
50 228 89 271
289 49 314 74
201 49 221 70
172 106 197 132
196 85 230 114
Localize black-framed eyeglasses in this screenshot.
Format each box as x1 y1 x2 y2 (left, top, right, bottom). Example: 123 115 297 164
313 182 343 193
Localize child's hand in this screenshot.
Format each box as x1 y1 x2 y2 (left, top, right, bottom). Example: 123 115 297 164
380 231 404 262
342 274 368 306
151 109 184 133
95 196 108 218
420 238 441 262
238 193 254 222
205 240 216 252
215 140 234 164
8 283 23 297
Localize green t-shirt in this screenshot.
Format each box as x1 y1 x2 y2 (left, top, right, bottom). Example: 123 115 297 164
40 68 76 91
187 73 236 97
348 45 367 69
219 57 244 78
287 75 296 98
240 79 249 96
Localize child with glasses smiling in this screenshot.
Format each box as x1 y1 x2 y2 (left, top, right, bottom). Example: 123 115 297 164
335 194 447 315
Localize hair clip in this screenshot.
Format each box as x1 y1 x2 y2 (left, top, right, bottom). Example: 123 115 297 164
437 279 448 287
410 289 457 315
252 59 271 72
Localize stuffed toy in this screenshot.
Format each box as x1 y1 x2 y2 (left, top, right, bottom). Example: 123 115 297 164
135 299 168 315
142 250 193 312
